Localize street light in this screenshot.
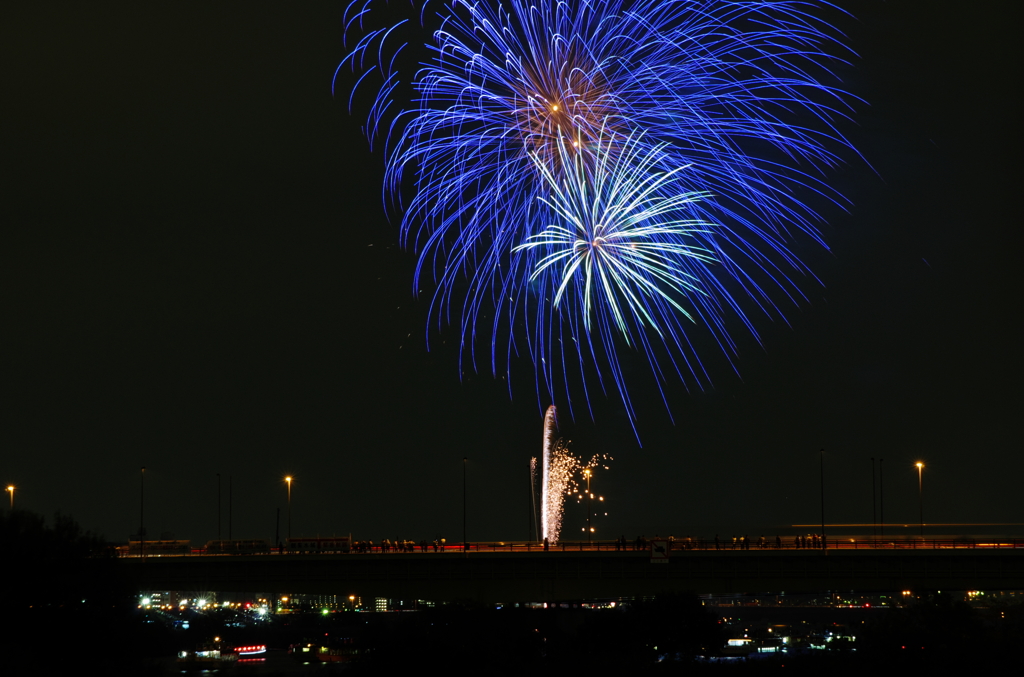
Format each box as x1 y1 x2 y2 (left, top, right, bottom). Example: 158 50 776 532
463 458 467 552
871 458 876 537
879 458 885 537
915 462 924 536
285 476 293 541
819 449 826 550
584 469 593 544
140 467 146 557
6 485 13 510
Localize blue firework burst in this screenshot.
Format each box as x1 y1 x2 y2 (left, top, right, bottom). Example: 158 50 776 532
340 0 860 436
514 128 728 422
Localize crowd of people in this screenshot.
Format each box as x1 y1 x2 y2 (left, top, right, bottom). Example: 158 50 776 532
350 538 449 553
705 534 827 550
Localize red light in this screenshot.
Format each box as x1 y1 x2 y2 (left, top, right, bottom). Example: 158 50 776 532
235 645 266 655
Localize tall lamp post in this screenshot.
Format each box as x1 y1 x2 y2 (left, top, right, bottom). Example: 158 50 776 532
879 458 884 537
915 462 924 536
871 458 876 537
6 485 13 510
819 449 826 550
140 467 146 558
584 469 593 545
462 458 467 552
285 476 293 541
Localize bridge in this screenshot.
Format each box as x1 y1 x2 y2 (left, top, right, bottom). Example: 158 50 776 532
124 543 1024 603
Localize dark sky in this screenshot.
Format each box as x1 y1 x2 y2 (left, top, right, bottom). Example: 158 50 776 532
3 2 1020 545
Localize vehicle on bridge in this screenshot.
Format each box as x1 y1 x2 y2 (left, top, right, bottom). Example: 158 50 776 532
205 539 271 555
285 536 351 554
119 539 191 556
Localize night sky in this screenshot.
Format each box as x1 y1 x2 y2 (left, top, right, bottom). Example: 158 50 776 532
3 2 1020 546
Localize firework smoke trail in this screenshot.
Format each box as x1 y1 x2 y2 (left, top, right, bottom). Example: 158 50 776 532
341 1 861 436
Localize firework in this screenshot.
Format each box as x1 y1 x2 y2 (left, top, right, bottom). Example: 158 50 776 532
342 1 859 434
515 129 723 425
540 405 557 541
542 438 574 544
538 405 611 543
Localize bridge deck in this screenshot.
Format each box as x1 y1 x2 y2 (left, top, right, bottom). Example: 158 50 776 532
125 548 1024 602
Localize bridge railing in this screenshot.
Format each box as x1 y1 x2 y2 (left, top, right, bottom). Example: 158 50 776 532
113 536 1023 557
338 537 1023 554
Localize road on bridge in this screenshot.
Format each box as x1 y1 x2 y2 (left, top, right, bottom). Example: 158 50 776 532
124 544 1024 603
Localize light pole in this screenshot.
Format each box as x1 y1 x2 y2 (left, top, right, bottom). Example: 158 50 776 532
584 468 593 544
462 458 467 552
819 449 826 550
879 458 884 537
6 485 13 510
871 458 876 537
915 462 924 536
529 458 538 542
285 476 293 541
140 467 146 558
